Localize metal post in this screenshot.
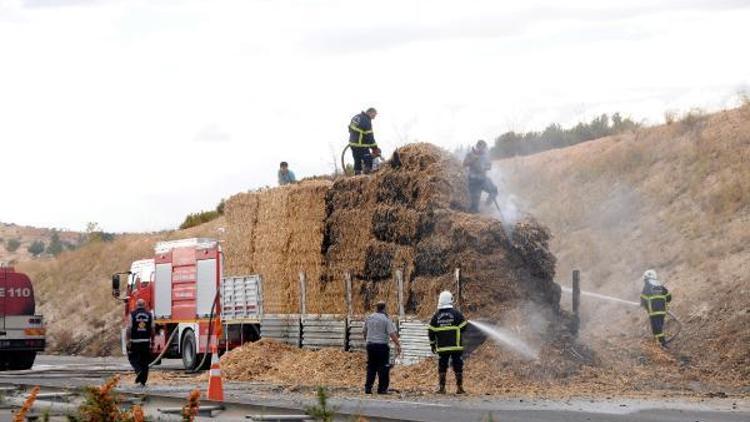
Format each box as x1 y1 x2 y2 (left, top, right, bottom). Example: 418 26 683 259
396 269 405 319
454 268 462 308
572 270 581 335
345 272 353 318
298 271 307 316
344 272 352 352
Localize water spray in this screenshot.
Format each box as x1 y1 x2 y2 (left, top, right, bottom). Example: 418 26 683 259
560 286 640 307
468 320 539 360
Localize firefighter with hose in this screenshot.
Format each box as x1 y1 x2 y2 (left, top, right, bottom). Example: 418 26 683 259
126 298 154 387
428 291 468 394
463 140 498 213
640 269 673 348
347 107 381 175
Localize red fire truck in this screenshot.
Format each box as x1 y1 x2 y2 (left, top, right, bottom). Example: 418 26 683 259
112 238 261 370
0 266 46 370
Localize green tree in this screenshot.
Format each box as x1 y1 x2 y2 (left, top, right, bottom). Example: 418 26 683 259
5 238 21 252
27 240 45 256
46 230 64 256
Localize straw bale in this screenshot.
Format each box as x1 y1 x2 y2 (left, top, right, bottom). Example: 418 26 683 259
224 192 259 275
510 217 556 279
371 204 422 244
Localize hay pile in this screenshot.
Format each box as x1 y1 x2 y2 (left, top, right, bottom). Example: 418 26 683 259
209 338 743 398
225 142 561 323
225 180 332 313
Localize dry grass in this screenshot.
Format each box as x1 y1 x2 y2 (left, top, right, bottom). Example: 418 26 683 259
497 104 750 384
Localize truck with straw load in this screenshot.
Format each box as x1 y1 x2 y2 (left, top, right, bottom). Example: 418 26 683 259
111 238 262 370
0 266 46 370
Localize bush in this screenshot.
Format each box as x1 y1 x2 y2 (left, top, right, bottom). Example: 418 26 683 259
179 199 226 230
5 238 20 252
179 210 220 230
27 240 45 257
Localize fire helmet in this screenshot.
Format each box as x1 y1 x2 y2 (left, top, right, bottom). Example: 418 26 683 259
438 291 454 309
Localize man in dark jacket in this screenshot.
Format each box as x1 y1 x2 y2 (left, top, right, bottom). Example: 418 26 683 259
126 298 154 386
463 140 498 213
640 269 672 347
348 108 381 175
428 291 468 394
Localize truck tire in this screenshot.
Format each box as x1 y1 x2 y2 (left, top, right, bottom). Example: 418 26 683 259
181 330 209 371
9 352 36 370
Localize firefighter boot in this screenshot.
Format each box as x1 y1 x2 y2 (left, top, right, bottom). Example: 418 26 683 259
436 372 446 394
456 372 466 394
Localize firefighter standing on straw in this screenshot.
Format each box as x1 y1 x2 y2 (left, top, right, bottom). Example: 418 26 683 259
640 269 672 347
428 291 467 394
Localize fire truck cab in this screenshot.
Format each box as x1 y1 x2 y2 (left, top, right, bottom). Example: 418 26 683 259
113 238 261 370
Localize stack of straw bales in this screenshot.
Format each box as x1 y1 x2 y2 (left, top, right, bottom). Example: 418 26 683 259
225 143 560 321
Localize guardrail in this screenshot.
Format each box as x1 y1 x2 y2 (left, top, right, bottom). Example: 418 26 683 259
259 314 301 346
397 319 434 366
302 315 347 349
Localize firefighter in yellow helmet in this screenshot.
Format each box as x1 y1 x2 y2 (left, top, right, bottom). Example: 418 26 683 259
428 291 468 394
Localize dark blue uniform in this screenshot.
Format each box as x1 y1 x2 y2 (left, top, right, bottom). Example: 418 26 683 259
129 308 153 385
428 307 468 392
348 112 377 175
641 283 672 346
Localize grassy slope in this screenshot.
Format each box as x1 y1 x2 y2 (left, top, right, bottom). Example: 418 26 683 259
16 218 226 356
496 105 750 381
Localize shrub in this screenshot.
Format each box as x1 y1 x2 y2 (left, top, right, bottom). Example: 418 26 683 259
5 238 20 252
27 240 45 257
305 386 336 422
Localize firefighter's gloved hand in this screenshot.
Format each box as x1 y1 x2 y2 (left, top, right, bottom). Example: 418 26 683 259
371 147 381 157
430 343 437 354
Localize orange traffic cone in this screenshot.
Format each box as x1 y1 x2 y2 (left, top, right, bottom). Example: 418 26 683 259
206 344 224 401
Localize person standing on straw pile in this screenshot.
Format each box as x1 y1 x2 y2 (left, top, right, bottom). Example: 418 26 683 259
463 140 498 213
278 161 297 186
428 291 467 394
348 107 382 175
126 298 154 388
363 300 401 394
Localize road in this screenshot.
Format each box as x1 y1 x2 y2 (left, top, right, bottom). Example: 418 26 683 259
0 355 747 421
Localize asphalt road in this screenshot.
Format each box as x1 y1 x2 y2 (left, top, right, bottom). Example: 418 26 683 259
0 355 747 422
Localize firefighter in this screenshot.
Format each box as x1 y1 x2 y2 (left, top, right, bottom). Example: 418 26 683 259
463 140 498 213
428 291 468 394
126 298 153 386
640 269 672 347
348 108 381 175
362 300 401 394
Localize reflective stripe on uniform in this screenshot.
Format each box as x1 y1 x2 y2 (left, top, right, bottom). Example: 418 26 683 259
349 124 375 146
641 294 669 315
428 324 464 353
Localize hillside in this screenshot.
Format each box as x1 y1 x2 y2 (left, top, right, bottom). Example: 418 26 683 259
0 223 82 264
16 218 227 356
496 105 750 384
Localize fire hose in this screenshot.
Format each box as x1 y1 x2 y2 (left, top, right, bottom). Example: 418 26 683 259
143 290 220 371
665 310 683 345
188 290 221 373
340 144 350 176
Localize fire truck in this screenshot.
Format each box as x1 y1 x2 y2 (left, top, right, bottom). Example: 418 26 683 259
0 266 46 370
112 238 261 370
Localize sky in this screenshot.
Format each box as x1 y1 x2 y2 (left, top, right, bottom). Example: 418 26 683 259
0 0 748 232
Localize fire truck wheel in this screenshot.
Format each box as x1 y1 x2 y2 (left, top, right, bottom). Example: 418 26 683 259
181 329 205 370
9 352 36 370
